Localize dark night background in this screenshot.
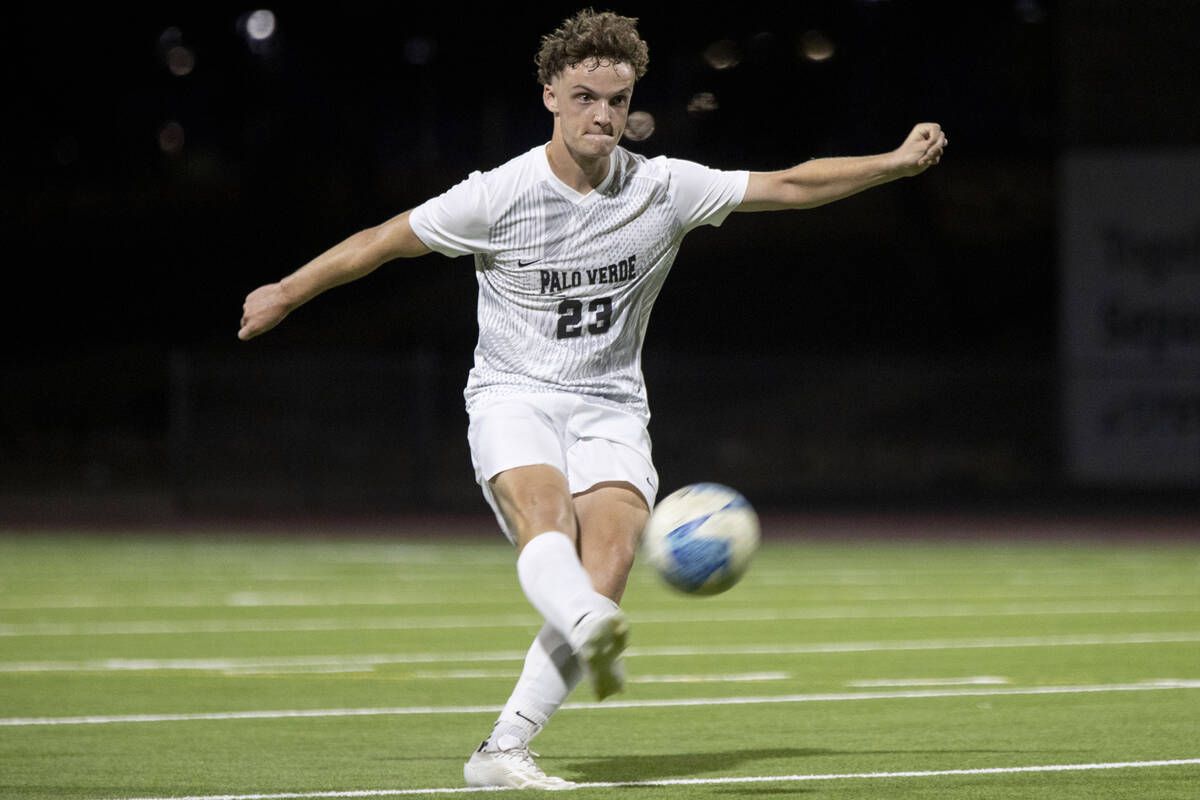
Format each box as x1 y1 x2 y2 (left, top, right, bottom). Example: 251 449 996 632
3 1 1199 524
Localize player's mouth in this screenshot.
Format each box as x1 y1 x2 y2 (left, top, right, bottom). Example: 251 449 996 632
583 132 618 147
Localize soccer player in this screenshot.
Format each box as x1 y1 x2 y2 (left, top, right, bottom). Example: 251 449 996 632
238 9 946 790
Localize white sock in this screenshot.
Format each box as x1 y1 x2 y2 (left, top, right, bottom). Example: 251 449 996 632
482 623 581 752
516 531 612 639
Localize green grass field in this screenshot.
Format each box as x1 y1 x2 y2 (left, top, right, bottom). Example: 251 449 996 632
1 526 1198 799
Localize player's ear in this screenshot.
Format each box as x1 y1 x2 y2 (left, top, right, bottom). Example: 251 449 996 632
543 83 558 115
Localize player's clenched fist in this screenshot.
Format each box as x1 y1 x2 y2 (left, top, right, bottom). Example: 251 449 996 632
894 122 948 176
238 282 292 341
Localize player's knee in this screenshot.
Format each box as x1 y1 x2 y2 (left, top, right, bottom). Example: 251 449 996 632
522 484 574 524
493 470 575 533
505 489 576 548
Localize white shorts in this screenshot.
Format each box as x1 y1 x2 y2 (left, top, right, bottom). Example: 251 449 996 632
467 393 660 542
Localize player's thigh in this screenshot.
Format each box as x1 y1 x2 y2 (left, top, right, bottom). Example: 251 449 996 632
489 464 578 550
573 481 649 601
469 398 575 547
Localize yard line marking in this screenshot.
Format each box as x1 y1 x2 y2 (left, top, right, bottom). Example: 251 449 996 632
4 588 1197 611
409 670 791 683
847 676 1010 687
0 704 505 727
3 600 1198 637
630 671 791 684
0 596 504 611
7 680 1200 726
0 651 530 673
4 631 1200 673
92 758 1200 799
635 631 1200 657
219 665 378 675
640 601 1200 623
412 669 517 679
0 615 543 637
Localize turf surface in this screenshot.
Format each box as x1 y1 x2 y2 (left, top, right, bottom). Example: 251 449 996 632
1 528 1198 799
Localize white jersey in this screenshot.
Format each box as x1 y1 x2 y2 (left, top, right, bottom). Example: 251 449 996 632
409 143 748 421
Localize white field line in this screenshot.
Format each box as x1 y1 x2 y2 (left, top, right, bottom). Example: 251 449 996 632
220 665 378 675
3 600 1198 637
411 669 519 679
218 668 790 682
0 651 528 674
6 680 1200 727
633 671 792 684
847 676 1010 687
4 587 1197 611
87 758 1200 799
5 631 1200 673
0 595 503 611
409 670 791 683
0 614 540 637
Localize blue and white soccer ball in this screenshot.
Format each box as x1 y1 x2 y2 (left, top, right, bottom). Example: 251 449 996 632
642 483 760 596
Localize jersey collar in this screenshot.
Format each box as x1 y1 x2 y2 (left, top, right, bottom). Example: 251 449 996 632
541 144 617 205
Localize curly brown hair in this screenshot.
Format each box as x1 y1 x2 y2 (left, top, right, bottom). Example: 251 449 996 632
535 9 650 85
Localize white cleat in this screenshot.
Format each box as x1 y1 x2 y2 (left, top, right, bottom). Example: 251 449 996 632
464 745 577 790
569 605 629 701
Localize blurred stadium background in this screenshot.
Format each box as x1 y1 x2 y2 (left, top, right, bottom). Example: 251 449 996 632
4 1 1199 527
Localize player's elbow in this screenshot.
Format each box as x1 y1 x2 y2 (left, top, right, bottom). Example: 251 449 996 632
777 171 829 209
742 171 819 212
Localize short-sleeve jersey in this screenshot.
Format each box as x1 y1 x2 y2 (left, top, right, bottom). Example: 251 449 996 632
409 143 748 422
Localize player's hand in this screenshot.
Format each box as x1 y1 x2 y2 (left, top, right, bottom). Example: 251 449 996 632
238 282 292 341
894 122 948 177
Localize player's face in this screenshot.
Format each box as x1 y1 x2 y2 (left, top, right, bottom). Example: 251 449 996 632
544 60 635 160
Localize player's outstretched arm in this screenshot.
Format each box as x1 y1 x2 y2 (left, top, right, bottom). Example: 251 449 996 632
238 210 432 341
737 122 947 213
